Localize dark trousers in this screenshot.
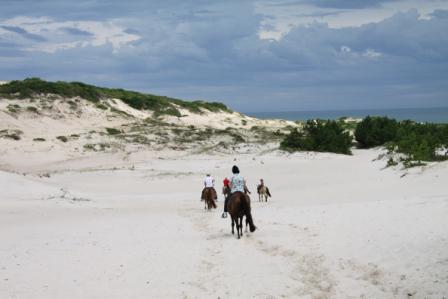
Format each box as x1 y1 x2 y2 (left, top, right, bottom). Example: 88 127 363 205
224 195 230 213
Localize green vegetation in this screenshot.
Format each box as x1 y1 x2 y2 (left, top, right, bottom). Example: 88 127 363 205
280 120 352 155
56 136 68 142
95 103 108 110
355 116 448 164
106 127 121 135
355 116 398 148
0 78 230 117
250 126 285 142
0 129 23 141
26 106 39 113
0 78 101 102
7 104 20 113
83 143 111 151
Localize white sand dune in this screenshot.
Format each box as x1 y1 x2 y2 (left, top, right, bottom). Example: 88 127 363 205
1 148 447 298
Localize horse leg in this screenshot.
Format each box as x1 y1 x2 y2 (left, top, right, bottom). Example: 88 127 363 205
231 217 235 235
239 216 243 238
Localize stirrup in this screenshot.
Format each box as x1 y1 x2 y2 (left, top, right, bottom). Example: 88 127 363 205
221 213 227 218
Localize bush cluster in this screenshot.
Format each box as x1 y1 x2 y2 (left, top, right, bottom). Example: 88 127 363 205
280 120 352 155
0 78 230 117
355 116 398 148
355 117 448 162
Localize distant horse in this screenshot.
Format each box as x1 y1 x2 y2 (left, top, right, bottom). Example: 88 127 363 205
227 191 256 239
257 185 271 202
201 187 217 210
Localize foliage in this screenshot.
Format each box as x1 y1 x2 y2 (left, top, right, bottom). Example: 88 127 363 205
0 78 230 116
0 129 23 141
26 106 39 113
355 116 398 148
0 77 101 102
95 103 108 110
56 136 68 142
106 127 121 135
394 121 448 162
7 104 20 113
280 120 352 155
355 116 448 163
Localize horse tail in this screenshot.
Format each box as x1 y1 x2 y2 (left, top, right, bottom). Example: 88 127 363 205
266 187 271 197
240 194 256 232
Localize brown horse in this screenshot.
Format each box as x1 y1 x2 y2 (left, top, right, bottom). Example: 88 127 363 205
227 191 256 239
222 185 231 199
201 187 217 210
257 185 271 202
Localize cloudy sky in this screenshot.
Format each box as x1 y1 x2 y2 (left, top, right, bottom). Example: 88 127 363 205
1 0 447 112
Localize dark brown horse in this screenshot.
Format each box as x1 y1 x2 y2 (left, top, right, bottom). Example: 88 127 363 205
201 187 217 210
227 191 256 239
222 185 231 199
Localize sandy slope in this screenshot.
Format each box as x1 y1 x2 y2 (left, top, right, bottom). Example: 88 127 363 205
1 148 447 298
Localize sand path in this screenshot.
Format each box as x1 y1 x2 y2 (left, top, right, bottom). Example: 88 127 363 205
1 149 447 298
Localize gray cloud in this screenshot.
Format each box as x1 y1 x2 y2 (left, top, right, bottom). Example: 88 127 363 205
430 9 448 19
60 27 93 36
0 1 447 112
265 0 399 9
1 25 47 42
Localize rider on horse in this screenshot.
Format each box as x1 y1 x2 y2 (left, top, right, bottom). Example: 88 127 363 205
201 174 217 202
222 165 249 218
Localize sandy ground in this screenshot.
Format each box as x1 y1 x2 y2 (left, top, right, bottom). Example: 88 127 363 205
1 148 447 299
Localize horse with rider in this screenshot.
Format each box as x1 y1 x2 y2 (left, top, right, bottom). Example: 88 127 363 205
222 165 256 238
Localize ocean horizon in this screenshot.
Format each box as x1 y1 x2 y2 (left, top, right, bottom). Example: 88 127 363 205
245 107 448 123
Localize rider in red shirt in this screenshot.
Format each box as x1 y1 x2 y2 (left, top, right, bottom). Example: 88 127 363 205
223 177 230 187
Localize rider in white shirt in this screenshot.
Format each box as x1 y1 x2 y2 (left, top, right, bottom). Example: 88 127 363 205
204 174 214 188
202 174 217 201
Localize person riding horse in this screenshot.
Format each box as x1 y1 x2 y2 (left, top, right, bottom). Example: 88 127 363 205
201 174 217 203
257 178 271 202
222 165 249 218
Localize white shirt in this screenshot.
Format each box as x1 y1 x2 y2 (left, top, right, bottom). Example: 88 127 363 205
204 176 214 188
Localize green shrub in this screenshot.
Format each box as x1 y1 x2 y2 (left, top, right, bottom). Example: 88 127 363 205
0 78 101 102
386 157 398 167
355 116 398 148
6 104 20 113
95 103 108 110
67 100 78 109
26 106 39 113
355 117 448 163
0 78 230 116
56 136 68 142
33 137 46 142
280 120 352 155
106 127 121 135
5 134 21 140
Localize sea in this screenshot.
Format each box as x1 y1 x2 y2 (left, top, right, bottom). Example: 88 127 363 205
245 107 448 123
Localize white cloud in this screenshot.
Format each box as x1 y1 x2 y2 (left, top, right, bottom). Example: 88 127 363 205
0 16 140 53
255 0 448 40
363 48 382 58
340 46 351 53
